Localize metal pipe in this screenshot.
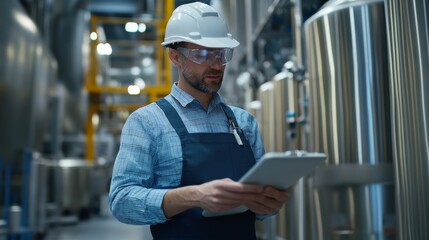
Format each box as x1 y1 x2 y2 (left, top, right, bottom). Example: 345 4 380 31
245 0 254 73
229 0 239 71
293 0 303 69
291 2 308 239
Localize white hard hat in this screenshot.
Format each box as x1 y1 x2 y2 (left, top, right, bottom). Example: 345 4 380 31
161 2 240 48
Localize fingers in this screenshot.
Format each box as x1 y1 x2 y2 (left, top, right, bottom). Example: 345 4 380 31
245 201 277 214
197 179 262 212
245 187 291 215
214 178 264 193
263 187 291 202
198 179 291 214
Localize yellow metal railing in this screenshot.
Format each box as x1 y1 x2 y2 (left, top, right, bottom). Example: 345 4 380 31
84 0 174 161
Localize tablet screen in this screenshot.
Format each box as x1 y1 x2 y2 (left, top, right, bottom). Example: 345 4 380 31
239 151 326 190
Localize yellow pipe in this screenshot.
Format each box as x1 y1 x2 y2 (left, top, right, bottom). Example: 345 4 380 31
85 102 97 161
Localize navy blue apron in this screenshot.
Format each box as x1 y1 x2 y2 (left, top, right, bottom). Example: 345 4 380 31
151 98 257 240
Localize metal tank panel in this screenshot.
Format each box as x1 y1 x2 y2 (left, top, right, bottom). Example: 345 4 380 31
53 9 89 94
305 0 391 165
258 68 301 153
304 1 395 239
258 81 275 152
385 0 429 239
272 71 301 151
0 0 56 163
257 69 302 239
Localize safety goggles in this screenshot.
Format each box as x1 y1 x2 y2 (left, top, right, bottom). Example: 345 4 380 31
176 47 234 66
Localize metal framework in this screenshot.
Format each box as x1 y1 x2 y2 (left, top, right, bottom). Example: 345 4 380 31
84 0 174 161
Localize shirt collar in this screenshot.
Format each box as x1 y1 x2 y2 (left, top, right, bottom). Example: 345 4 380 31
170 82 225 109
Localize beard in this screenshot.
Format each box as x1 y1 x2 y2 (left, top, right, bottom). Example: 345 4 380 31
181 63 224 94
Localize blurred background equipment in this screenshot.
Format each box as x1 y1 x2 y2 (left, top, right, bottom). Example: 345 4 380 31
1 0 173 238
1 0 429 239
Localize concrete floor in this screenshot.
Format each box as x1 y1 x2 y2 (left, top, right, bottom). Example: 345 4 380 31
44 213 152 240
42 194 153 240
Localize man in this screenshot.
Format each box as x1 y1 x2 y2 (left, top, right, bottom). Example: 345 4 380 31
109 2 289 239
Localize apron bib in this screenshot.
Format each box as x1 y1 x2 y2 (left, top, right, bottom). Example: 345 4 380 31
151 98 257 240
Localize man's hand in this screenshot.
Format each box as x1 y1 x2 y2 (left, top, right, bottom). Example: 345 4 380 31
162 178 290 218
243 186 291 215
196 178 263 212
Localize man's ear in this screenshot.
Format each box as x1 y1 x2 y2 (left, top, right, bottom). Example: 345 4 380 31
168 48 180 66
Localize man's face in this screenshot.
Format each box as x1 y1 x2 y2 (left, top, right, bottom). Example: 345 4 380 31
176 43 227 94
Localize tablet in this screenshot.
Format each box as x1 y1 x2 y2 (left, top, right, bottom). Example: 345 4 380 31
202 151 327 217
239 151 327 190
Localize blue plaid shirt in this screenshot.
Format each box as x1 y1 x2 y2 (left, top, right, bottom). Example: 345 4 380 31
109 83 265 225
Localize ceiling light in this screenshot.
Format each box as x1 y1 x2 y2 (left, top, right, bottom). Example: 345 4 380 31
97 43 112 55
138 23 147 33
131 67 141 76
128 85 141 95
142 57 152 67
90 32 98 40
134 78 146 89
125 22 138 32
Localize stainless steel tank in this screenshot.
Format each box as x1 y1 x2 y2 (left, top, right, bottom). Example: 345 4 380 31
304 0 395 239
57 159 93 218
305 0 391 165
385 0 429 239
258 81 275 152
272 70 301 152
52 3 90 135
256 68 302 239
0 0 57 164
254 82 275 239
258 70 301 153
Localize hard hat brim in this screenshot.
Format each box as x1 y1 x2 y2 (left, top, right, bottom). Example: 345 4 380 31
162 36 240 49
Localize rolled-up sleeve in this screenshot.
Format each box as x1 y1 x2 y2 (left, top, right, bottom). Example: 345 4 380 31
109 109 169 225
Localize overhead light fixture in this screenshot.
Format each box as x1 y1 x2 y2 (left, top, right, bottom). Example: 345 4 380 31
97 43 112 55
92 113 100 127
125 22 147 33
138 23 146 33
134 78 146 90
127 85 141 95
142 57 152 67
125 22 138 32
90 32 98 40
131 66 141 76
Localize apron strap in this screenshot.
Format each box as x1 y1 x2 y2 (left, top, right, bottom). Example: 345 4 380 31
221 103 240 128
156 98 189 136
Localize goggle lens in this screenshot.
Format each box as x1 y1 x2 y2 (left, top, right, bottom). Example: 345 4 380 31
177 47 233 66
